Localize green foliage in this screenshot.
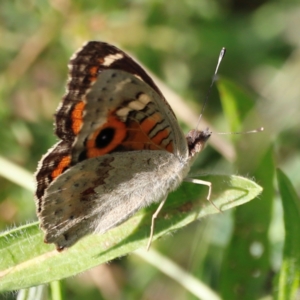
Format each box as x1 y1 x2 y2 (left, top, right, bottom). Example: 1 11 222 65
0 176 261 291
219 79 275 299
0 1 299 299
275 169 300 300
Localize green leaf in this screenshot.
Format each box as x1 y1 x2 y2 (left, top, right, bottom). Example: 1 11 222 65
0 175 262 292
274 169 300 300
220 147 274 299
218 78 274 299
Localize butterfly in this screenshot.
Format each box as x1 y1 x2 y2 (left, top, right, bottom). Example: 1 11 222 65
35 41 212 251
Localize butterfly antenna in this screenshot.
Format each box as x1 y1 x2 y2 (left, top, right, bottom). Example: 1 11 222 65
218 127 264 135
195 47 226 131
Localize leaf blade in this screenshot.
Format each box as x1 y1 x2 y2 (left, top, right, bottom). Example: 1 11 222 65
0 175 262 291
275 169 300 300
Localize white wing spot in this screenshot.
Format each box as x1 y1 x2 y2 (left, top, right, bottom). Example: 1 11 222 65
116 107 132 119
116 96 151 119
138 93 151 105
102 53 124 66
128 99 147 110
134 74 143 81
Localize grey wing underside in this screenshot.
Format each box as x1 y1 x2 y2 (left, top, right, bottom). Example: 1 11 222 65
39 151 185 249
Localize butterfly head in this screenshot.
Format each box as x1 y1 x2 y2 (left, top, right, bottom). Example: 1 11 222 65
186 128 211 158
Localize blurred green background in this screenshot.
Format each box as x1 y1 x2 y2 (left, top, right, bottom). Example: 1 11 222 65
0 0 299 299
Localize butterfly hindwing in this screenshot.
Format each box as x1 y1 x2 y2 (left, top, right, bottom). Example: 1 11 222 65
40 150 187 249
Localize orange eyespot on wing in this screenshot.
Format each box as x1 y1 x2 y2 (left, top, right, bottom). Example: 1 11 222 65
81 107 174 159
85 112 127 158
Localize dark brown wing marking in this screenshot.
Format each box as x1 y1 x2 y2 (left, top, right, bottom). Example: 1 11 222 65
55 41 171 143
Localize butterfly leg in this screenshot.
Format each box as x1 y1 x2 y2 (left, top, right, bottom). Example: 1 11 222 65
184 178 222 213
147 195 168 251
